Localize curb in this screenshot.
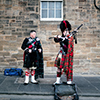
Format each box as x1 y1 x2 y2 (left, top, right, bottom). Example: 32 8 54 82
78 93 100 97
0 91 54 96
0 91 100 97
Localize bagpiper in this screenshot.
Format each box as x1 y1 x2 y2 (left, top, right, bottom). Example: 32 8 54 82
54 20 74 84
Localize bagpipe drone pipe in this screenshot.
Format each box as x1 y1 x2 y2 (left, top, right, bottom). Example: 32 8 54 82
49 24 83 44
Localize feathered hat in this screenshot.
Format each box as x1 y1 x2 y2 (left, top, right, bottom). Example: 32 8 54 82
60 20 71 34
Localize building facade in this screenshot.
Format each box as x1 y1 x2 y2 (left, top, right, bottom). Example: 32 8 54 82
0 0 100 75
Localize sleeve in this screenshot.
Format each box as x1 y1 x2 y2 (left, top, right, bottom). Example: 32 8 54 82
60 38 68 49
54 37 63 43
63 39 68 49
64 39 68 46
21 38 28 50
36 38 42 49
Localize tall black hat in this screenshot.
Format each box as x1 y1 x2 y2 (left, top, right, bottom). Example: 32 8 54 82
60 20 71 34
60 20 77 44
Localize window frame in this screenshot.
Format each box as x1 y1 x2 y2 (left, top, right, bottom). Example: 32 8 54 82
40 0 63 21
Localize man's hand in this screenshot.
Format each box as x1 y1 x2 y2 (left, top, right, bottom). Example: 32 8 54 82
54 35 61 38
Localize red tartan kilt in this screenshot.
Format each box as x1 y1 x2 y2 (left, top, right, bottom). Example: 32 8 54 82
54 37 74 81
54 51 66 69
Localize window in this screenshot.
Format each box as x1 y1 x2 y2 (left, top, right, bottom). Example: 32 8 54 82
40 0 63 21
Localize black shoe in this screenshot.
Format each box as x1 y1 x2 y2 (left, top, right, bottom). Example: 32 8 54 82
24 83 28 85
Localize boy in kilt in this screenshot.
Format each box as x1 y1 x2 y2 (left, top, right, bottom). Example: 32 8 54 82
54 20 74 85
21 30 44 85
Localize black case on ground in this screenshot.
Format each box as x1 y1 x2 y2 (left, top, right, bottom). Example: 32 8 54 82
54 82 79 100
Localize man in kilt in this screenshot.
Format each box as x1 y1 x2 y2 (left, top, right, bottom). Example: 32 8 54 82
21 30 44 85
54 20 74 84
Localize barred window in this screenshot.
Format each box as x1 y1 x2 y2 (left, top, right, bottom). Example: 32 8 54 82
40 0 63 21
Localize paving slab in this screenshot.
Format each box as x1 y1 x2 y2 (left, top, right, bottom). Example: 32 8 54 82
0 74 100 97
73 76 100 96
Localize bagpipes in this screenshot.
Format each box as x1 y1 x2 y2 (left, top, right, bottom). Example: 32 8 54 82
49 24 83 44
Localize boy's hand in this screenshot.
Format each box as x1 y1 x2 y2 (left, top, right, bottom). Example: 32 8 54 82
38 49 41 53
29 49 32 53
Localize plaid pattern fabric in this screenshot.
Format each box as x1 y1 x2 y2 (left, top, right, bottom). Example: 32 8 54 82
54 50 66 69
54 37 74 81
64 37 74 81
22 37 44 79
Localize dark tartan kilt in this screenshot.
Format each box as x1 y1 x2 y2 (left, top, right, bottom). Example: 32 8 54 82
23 50 44 79
23 51 38 68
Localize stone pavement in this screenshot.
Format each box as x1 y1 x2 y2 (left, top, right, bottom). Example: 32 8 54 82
0 73 100 100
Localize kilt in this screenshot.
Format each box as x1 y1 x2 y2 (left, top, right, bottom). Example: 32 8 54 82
54 49 66 69
23 50 38 68
54 37 74 81
23 50 44 79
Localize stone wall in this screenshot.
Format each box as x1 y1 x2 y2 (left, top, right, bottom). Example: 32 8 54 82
0 0 100 75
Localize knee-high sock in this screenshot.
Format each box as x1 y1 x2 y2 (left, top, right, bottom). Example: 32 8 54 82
57 71 61 77
57 68 62 77
31 69 37 83
25 69 30 76
24 69 30 84
31 69 35 76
